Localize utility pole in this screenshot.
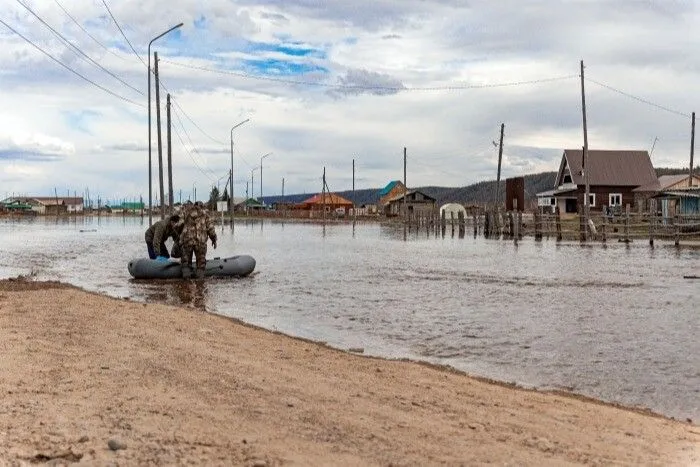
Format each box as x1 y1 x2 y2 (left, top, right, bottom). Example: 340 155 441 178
154 52 165 220
495 124 504 208
580 59 590 240
403 147 407 222
352 158 356 222
322 166 326 222
282 177 285 217
166 93 174 213
690 111 696 186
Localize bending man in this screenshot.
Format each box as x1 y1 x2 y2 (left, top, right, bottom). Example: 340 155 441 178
144 214 180 261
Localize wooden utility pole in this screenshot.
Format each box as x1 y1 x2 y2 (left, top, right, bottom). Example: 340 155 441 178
580 60 590 240
403 147 407 222
494 123 505 208
322 166 326 222
282 177 285 217
352 158 356 222
154 52 165 220
690 111 696 186
166 93 174 213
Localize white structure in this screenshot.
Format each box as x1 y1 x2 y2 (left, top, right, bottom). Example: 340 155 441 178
439 203 466 220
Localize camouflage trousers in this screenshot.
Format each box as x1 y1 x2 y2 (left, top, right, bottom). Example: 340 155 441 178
181 243 207 273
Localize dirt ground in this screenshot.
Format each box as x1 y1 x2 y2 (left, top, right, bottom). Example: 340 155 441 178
0 278 698 466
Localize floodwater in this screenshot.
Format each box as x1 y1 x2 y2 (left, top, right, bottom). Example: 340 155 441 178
0 216 698 421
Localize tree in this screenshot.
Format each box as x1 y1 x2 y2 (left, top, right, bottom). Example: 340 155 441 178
220 187 229 202
207 186 220 211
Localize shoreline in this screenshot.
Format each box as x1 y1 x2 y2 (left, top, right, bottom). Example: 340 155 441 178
1 278 698 465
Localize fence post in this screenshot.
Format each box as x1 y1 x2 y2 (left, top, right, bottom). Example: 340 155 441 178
624 203 630 242
513 199 519 244
649 199 655 246
534 210 542 241
555 206 562 241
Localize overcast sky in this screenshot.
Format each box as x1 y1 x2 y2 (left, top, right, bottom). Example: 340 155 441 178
1 0 698 204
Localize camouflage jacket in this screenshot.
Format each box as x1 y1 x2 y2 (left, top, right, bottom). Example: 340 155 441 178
180 202 217 247
144 218 178 255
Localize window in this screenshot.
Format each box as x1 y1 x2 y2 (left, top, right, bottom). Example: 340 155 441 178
550 198 556 206
563 174 572 184
587 193 596 207
609 193 622 206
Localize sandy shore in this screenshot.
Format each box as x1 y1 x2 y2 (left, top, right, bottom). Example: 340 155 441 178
0 279 697 466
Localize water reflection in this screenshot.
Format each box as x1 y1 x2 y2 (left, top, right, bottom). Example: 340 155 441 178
129 278 210 311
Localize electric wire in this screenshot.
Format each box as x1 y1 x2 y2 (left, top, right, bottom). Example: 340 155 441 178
53 0 134 63
100 0 147 68
0 18 144 107
170 104 220 181
15 0 143 96
586 77 690 118
170 117 217 183
160 59 579 92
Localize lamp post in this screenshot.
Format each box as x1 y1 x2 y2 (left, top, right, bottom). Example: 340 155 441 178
230 118 250 224
148 22 183 225
259 152 272 206
251 167 259 201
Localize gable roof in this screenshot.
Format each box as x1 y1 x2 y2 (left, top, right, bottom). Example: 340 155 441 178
299 192 354 206
634 173 700 192
386 189 436 203
556 150 657 187
378 180 402 196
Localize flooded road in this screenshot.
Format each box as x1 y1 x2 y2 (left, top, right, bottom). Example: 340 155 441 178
1 216 698 421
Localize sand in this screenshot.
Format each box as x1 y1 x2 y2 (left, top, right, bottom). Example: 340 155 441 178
0 278 697 466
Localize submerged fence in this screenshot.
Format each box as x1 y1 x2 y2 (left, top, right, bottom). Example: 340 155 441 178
401 206 700 246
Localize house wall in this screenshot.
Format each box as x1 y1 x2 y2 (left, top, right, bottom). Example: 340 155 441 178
576 186 639 212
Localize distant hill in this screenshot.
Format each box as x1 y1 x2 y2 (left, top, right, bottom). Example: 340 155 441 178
261 166 698 207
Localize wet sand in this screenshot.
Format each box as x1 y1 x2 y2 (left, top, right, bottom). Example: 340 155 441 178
0 278 698 466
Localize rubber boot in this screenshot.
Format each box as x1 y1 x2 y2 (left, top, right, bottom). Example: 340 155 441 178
182 265 192 279
194 268 205 280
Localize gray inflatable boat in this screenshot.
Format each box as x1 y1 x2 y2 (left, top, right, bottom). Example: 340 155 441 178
128 255 256 279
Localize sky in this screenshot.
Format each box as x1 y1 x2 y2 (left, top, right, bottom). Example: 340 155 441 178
1 0 699 205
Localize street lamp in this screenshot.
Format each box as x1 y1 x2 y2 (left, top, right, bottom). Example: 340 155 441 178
260 152 272 206
148 22 183 225
230 118 250 224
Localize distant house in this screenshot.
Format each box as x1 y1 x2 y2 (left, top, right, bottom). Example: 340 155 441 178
536 149 657 214
296 192 354 216
378 180 407 208
635 174 700 217
385 190 437 217
1 196 84 215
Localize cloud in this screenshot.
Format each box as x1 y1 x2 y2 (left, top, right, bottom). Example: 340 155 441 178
328 69 405 97
0 0 698 200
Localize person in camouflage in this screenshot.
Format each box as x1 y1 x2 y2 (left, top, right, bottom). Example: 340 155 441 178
180 201 217 279
144 214 180 260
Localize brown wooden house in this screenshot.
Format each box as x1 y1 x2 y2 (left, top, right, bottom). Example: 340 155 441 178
536 149 657 214
296 192 354 216
385 190 437 217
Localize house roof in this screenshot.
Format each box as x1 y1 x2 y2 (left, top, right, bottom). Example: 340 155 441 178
386 190 436 203
634 174 700 192
299 192 354 206
557 150 657 187
378 180 402 196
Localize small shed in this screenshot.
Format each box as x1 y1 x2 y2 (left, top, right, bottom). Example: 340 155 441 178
439 203 466 221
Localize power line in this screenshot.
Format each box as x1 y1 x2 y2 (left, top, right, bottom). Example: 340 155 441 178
15 0 143 96
170 118 217 183
586 77 690 118
100 0 147 68
0 18 144 107
160 59 578 92
170 104 220 180
53 0 134 63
